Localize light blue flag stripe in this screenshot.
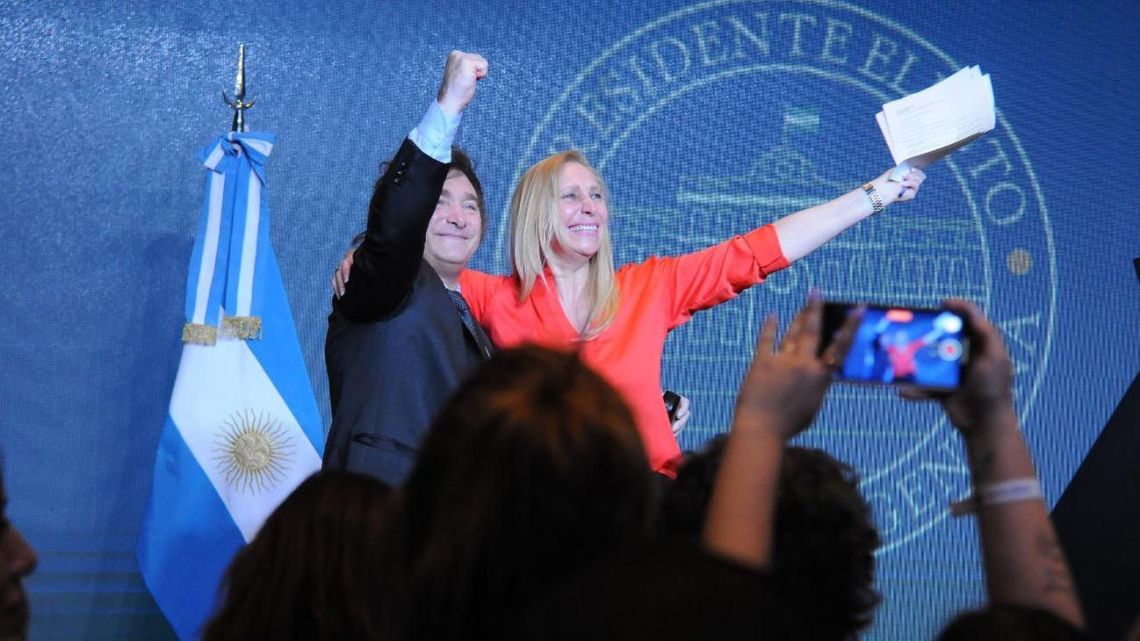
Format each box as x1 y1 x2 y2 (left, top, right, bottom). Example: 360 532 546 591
137 415 244 641
205 170 234 328
223 132 274 318
203 137 241 329
184 167 229 328
183 170 215 325
244 230 324 449
223 152 252 317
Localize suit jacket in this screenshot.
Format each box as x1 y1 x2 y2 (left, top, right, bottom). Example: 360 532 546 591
323 138 485 485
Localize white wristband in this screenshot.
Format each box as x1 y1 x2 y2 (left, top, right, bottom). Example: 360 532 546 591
950 478 1043 517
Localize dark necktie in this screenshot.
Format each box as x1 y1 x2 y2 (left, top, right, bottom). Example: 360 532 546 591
447 289 494 359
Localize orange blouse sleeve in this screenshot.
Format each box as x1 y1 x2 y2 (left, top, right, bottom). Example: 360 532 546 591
633 225 790 329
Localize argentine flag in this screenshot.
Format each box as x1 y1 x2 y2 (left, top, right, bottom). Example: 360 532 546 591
137 131 324 640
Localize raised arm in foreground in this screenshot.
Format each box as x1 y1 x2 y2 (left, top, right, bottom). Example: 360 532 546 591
908 299 1084 628
702 294 861 568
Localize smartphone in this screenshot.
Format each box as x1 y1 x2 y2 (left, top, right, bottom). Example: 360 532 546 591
663 391 682 423
819 302 970 391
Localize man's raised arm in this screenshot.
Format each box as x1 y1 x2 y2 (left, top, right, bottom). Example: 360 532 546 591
334 51 487 322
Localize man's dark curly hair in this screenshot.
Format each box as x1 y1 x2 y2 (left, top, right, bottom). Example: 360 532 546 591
662 438 881 641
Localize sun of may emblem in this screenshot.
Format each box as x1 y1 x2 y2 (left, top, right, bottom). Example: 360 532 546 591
213 409 293 494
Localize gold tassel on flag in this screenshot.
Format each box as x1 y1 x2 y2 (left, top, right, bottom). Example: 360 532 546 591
182 323 218 345
222 316 263 340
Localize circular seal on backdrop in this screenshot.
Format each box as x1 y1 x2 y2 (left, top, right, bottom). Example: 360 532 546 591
507 0 1054 553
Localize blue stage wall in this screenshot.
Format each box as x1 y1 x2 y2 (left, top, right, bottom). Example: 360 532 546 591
1 1 1137 638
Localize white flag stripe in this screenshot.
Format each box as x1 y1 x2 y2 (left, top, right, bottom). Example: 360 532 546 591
168 333 321 542
235 176 260 317
202 141 226 171
241 137 273 156
191 172 226 325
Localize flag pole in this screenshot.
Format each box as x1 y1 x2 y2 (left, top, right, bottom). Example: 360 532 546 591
222 44 255 132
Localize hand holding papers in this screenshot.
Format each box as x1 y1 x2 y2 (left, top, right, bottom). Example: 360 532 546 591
876 65 995 181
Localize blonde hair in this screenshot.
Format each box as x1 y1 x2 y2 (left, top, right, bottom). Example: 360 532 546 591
509 150 619 338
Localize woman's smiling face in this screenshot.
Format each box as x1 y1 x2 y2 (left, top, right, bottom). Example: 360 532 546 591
552 161 609 263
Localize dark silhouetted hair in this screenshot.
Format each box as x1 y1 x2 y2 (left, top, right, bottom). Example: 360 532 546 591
384 345 655 641
937 604 1091 641
662 439 881 641
201 471 391 641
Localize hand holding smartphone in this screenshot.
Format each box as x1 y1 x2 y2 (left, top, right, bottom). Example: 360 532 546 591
819 302 971 391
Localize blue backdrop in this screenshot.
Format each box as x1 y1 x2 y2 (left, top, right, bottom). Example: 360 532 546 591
1 1 1137 638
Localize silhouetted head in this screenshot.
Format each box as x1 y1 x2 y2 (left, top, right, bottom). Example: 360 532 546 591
663 440 881 641
393 345 654 640
202 471 391 641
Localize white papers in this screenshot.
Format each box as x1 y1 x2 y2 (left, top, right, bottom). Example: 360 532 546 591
877 65 995 181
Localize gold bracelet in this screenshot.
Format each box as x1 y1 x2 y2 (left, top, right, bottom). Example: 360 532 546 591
861 182 885 214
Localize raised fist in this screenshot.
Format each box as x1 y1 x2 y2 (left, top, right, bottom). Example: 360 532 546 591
437 50 489 116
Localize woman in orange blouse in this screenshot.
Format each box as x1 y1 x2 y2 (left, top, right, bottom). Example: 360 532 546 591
459 150 926 475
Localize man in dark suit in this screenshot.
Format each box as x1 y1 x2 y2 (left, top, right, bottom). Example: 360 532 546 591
323 51 492 485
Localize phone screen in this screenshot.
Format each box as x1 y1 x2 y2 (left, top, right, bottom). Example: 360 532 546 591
821 303 970 390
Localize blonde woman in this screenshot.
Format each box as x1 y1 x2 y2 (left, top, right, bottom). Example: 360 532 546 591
459 150 926 476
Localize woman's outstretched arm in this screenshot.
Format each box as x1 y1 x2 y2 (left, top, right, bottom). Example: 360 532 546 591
772 168 925 263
